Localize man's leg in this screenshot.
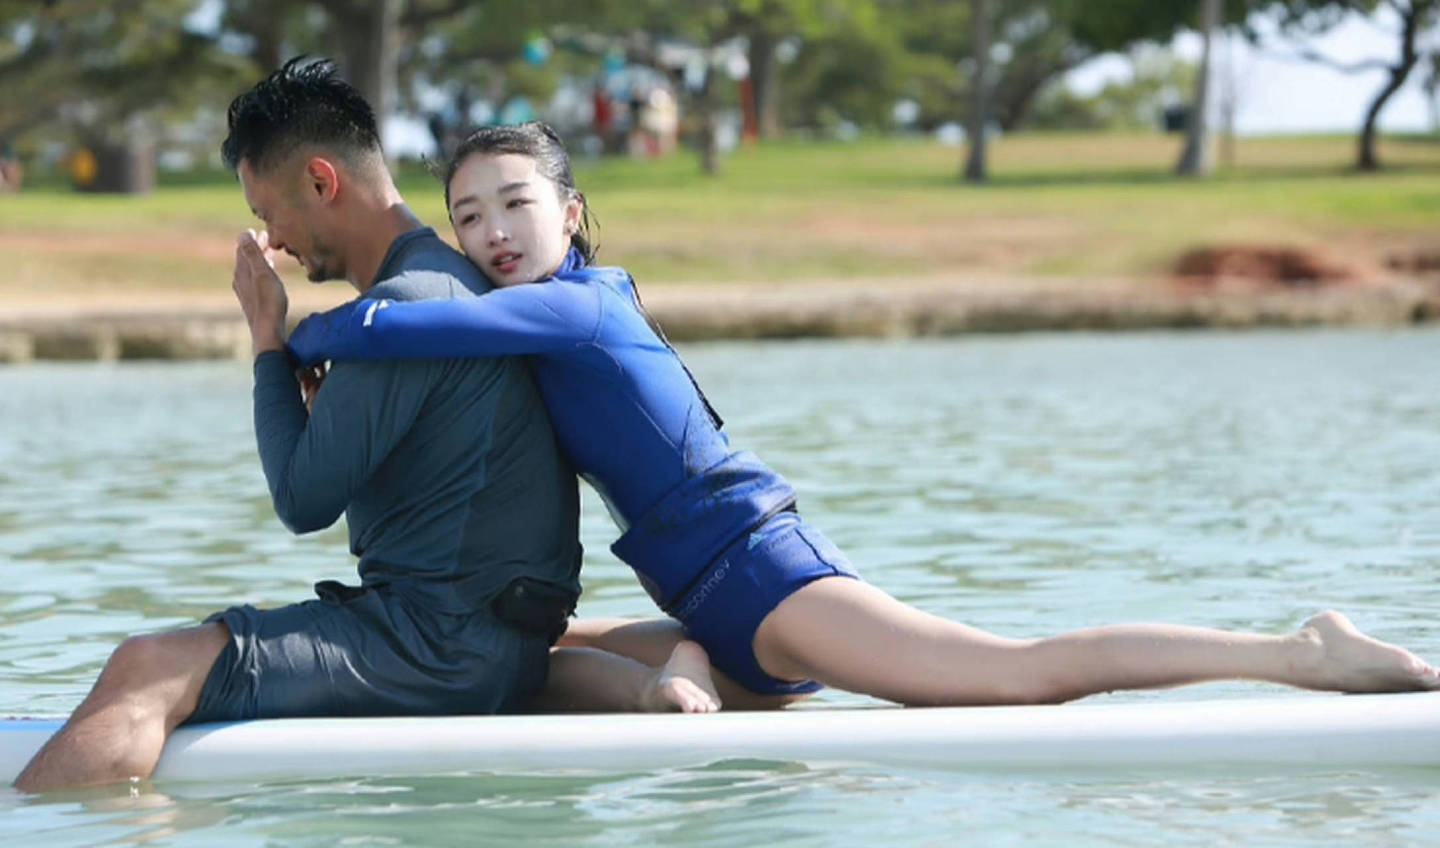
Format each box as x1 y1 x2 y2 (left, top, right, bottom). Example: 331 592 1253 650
14 622 229 793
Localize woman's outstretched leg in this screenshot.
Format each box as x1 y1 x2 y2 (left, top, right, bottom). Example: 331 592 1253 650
752 577 1440 706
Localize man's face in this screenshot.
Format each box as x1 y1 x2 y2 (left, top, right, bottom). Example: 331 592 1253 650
237 157 343 283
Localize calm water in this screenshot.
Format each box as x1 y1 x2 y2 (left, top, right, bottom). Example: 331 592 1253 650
2 329 1439 845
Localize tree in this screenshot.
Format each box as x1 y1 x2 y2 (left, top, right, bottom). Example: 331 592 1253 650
987 13 1097 131
544 0 827 173
1423 49 1440 131
1270 0 1438 170
0 0 253 188
775 5 909 133
1175 0 1223 176
963 0 990 181
722 0 873 139
219 0 325 74
401 0 595 154
214 0 482 143
880 0 1253 180
311 0 401 127
309 0 486 137
1059 0 1262 175
1026 46 1197 130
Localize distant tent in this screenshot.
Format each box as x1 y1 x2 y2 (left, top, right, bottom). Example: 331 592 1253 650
71 141 155 194
1161 105 1190 134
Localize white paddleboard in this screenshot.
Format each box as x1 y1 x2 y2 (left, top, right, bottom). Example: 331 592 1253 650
4 692 1438 784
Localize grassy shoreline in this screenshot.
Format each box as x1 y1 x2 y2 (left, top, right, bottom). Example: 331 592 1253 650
3 132 1438 360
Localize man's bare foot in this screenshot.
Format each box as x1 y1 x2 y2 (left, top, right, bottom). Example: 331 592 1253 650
1292 610 1440 692
641 641 721 713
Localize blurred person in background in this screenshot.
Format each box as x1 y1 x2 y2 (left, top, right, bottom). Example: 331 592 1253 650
0 141 23 192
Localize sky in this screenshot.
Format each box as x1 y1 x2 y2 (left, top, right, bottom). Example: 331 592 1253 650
1067 6 1438 135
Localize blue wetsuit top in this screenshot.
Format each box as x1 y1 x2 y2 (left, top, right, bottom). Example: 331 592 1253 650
288 248 796 611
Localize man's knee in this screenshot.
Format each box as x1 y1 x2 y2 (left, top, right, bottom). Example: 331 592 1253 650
105 634 164 680
96 624 229 719
107 625 222 675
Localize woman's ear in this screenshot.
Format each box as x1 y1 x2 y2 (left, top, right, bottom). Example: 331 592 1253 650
563 194 584 236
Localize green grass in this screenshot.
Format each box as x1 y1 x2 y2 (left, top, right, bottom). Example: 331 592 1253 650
5 132 1438 297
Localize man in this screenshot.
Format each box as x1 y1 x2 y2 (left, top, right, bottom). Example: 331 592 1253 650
14 58 587 792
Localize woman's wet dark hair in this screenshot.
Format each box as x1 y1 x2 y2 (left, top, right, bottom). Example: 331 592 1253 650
437 122 598 264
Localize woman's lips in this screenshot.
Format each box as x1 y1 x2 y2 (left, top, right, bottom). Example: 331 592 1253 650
493 252 522 274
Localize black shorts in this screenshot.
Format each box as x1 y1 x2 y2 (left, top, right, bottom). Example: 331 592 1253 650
187 581 549 724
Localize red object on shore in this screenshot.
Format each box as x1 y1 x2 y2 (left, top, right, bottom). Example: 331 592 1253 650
592 87 613 136
738 78 759 143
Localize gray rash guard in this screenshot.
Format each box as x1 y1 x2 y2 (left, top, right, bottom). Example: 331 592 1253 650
250 227 580 614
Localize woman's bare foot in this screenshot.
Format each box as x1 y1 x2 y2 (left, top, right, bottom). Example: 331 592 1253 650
641 641 722 713
1292 610 1440 692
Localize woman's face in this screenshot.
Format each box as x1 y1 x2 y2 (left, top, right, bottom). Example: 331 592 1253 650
448 153 582 287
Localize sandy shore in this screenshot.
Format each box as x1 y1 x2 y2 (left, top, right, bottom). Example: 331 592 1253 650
2 273 1438 363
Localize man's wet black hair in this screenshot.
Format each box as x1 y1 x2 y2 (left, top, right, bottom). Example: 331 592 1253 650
221 57 382 174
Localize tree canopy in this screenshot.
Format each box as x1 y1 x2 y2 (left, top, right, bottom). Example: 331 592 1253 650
2 0 1433 178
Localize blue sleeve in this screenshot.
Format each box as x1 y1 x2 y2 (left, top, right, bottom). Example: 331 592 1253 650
252 350 435 534
288 283 597 367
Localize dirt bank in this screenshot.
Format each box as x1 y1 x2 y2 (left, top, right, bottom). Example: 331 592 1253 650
2 270 1438 364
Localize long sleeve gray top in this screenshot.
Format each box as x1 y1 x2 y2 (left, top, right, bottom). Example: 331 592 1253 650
250 228 580 615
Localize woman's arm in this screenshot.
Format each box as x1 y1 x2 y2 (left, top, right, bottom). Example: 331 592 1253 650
287 282 595 367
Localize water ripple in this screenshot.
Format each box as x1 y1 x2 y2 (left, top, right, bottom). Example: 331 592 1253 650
4 331 1440 843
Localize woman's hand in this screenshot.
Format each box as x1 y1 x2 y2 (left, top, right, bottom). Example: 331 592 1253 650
298 362 328 413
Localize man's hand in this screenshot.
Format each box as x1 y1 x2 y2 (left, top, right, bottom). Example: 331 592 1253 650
232 229 288 356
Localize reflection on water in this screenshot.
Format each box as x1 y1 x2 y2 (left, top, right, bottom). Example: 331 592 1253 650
7 765 1440 847
3 329 1440 844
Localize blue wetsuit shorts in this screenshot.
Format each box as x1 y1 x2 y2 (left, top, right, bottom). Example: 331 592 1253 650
188 581 550 724
670 511 860 696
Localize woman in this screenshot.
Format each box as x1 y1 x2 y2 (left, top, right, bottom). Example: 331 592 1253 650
288 122 1440 709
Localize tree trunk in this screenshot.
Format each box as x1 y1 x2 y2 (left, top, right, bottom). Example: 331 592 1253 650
992 57 1084 132
329 0 402 136
748 29 780 139
1357 1 1422 171
698 72 721 175
700 114 720 174
250 14 285 75
1176 0 1221 177
231 1 287 73
963 0 991 183
678 49 721 175
1218 29 1238 170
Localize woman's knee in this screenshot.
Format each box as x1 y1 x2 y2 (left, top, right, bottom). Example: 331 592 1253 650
986 644 1081 705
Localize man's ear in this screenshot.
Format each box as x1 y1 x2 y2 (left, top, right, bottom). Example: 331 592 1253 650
303 157 340 204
